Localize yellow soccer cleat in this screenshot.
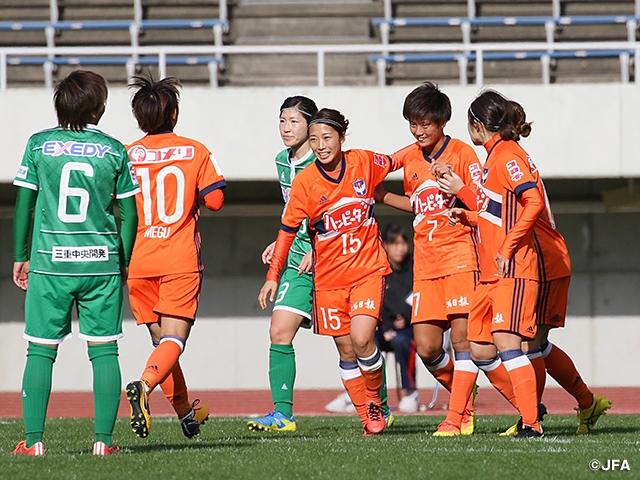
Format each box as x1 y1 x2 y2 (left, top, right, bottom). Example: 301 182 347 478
126 380 151 438
181 399 210 438
460 384 478 435
247 411 297 432
433 420 461 437
576 394 612 434
499 423 519 437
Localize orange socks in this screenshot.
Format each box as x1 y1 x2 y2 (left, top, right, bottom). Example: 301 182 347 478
357 349 384 403
141 337 184 393
475 357 518 410
542 341 593 410
159 362 191 418
526 348 547 403
445 351 479 426
424 350 453 392
500 349 539 430
339 359 367 425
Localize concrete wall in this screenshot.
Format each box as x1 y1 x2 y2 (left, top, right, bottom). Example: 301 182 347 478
1 83 640 181
0 314 638 392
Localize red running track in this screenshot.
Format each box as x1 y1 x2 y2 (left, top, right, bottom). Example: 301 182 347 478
0 387 638 418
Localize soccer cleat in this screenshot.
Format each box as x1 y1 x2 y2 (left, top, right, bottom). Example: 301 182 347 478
460 384 478 435
365 400 386 435
247 410 297 432
433 420 461 437
575 394 612 434
92 441 120 455
325 392 356 413
398 390 420 413
500 402 547 437
181 399 210 438
515 424 544 438
126 380 150 438
384 408 395 428
11 440 44 456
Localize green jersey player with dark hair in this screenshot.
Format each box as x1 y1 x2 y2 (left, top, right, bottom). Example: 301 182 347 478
11 70 139 456
247 95 319 432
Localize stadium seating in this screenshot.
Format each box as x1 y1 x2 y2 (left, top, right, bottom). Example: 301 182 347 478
1 0 639 87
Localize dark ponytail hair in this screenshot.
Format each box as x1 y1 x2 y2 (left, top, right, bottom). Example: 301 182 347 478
468 90 532 142
129 73 181 134
308 108 349 137
279 96 318 125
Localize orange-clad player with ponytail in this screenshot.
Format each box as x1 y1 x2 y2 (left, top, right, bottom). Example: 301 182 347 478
447 90 545 438
124 74 226 440
259 108 392 435
499 143 612 436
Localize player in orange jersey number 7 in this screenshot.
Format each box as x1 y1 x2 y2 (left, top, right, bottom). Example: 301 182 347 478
259 108 393 436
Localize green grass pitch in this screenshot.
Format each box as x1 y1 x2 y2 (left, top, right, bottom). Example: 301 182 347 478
1 415 639 480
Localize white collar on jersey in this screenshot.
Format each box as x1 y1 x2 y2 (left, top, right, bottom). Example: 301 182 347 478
289 147 314 167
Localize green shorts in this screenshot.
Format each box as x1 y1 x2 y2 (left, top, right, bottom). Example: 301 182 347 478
24 273 124 344
273 268 313 329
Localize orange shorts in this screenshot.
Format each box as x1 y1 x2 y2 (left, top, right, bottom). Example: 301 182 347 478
312 274 385 337
536 276 570 328
412 272 478 324
467 278 538 343
128 273 202 325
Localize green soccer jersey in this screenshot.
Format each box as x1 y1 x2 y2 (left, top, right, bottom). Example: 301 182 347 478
13 126 140 276
275 148 315 272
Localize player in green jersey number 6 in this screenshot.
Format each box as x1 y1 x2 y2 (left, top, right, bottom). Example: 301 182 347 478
11 71 139 456
248 96 393 432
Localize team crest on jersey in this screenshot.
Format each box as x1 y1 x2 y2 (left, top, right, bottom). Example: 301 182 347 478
128 145 194 163
373 153 388 168
43 141 111 158
352 178 367 197
282 187 291 203
481 167 489 184
526 155 538 174
127 161 139 186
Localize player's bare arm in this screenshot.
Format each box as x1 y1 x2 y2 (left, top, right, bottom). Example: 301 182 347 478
375 184 412 213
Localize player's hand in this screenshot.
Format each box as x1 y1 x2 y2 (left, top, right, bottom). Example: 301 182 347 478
496 253 510 277
430 161 450 179
261 241 276 264
13 261 29 291
120 266 129 285
374 184 387 203
298 251 313 275
436 170 464 195
383 329 397 342
258 280 279 309
448 207 465 226
393 314 407 330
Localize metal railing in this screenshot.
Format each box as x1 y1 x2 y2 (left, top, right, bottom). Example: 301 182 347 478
2 41 640 90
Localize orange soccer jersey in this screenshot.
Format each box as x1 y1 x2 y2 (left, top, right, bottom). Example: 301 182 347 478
526 158 572 281
475 136 542 282
126 133 226 278
281 149 392 290
392 137 482 281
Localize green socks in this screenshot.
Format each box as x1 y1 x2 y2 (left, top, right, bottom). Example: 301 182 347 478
269 344 296 418
22 343 58 447
88 343 121 447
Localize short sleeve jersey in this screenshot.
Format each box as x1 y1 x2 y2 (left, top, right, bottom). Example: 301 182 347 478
275 148 314 273
13 126 140 276
526 157 572 281
126 132 226 278
476 138 540 282
392 137 482 281
282 149 392 290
